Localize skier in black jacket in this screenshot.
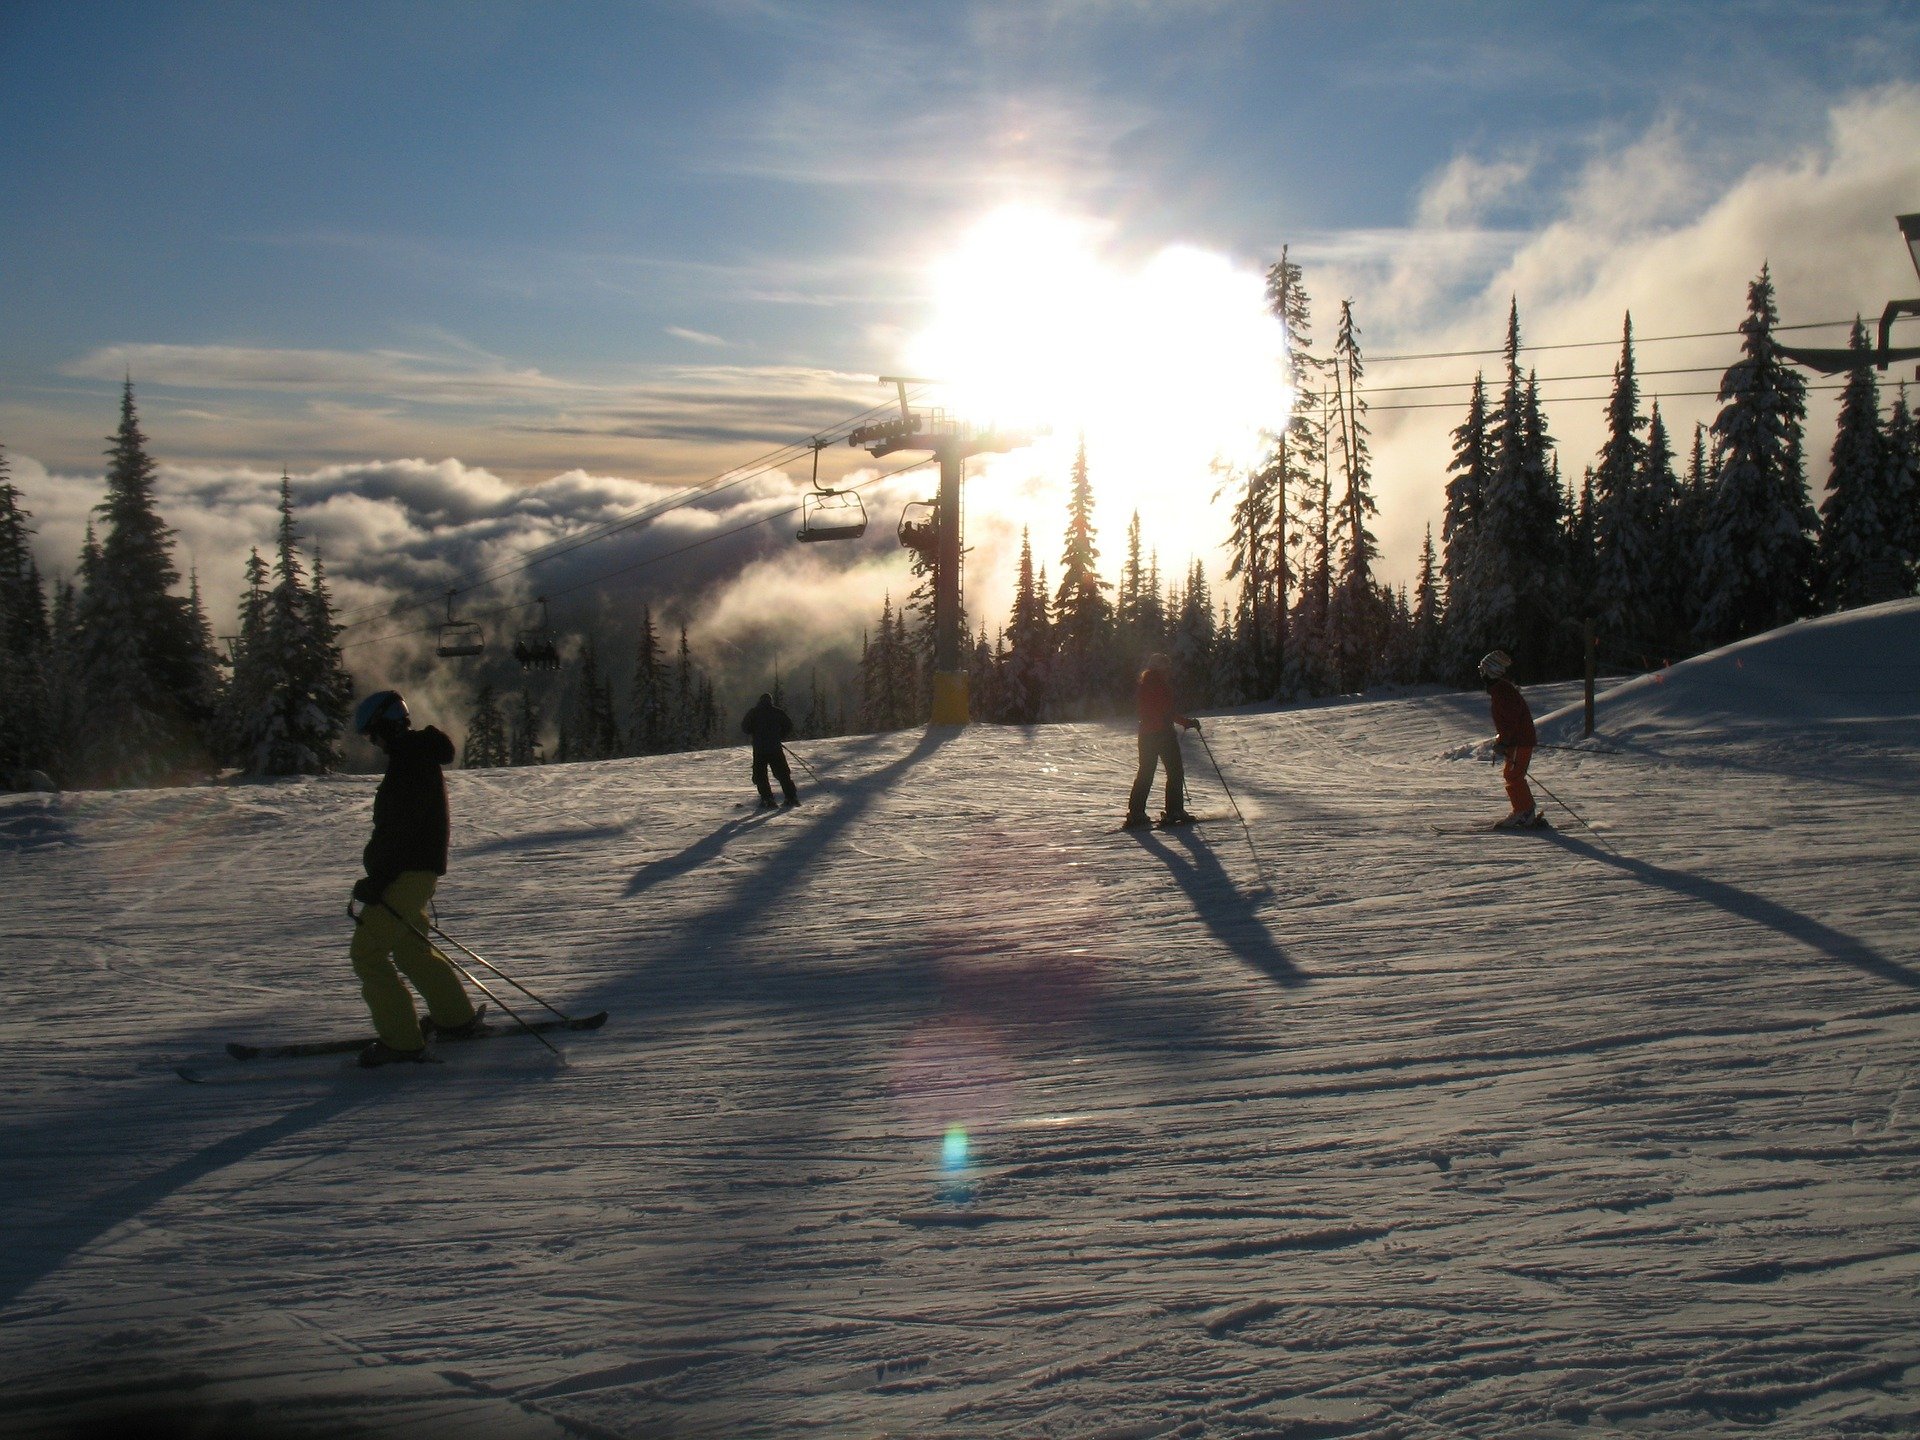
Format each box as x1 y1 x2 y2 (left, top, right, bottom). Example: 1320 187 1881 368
741 692 798 808
348 690 480 1066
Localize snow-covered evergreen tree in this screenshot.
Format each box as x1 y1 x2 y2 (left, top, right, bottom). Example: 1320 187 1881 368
1815 321 1905 610
1588 316 1656 646
1637 404 1686 655
1697 265 1816 646
1171 559 1215 705
1328 299 1383 691
1412 525 1443 684
463 679 510 768
1052 437 1115 715
1002 530 1052 723
230 477 352 775
0 448 56 777
1885 384 1918 591
508 688 544 766
1476 303 1566 677
558 637 623 761
1441 374 1490 676
1261 245 1323 697
77 381 213 783
627 606 669 754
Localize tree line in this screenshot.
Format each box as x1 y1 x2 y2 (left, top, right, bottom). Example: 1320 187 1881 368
855 257 1919 726
5 258 1916 786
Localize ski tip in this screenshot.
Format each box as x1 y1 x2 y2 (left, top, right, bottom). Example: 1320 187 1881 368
573 1010 610 1030
176 1066 207 1084
225 1042 259 1061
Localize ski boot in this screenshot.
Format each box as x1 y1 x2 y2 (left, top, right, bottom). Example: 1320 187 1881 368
1120 812 1152 829
422 1003 488 1042
358 1039 437 1069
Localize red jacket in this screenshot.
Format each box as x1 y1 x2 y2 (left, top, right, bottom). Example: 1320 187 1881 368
1137 669 1187 734
1488 678 1536 748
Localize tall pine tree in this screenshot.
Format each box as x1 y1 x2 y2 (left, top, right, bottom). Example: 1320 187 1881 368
1696 265 1816 646
1815 320 1905 609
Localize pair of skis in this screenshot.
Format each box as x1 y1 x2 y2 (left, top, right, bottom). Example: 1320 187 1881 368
177 1010 608 1082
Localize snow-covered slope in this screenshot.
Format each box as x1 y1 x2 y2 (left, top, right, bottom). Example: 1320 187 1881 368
3 606 1918 1438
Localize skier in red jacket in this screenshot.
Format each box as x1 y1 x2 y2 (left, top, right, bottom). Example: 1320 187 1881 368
1480 650 1543 828
1124 652 1199 828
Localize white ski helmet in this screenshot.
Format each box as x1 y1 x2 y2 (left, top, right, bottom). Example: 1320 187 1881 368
353 689 410 736
1477 650 1513 682
1146 651 1173 673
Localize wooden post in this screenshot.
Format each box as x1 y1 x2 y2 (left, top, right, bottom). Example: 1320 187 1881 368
1583 618 1597 738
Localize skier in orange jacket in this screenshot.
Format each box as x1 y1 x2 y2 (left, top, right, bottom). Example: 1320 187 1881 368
1480 650 1543 828
1123 653 1199 828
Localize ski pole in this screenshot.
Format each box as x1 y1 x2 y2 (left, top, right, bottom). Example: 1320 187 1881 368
353 900 563 1059
1192 725 1269 889
783 743 823 787
422 913 574 1022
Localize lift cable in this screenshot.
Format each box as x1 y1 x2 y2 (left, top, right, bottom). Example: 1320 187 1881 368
1365 379 1852 414
1368 315 1862 365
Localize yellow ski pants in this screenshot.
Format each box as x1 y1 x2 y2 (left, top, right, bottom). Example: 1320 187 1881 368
350 871 476 1049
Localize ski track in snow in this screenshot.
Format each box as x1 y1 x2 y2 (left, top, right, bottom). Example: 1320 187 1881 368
4 601 1920 1437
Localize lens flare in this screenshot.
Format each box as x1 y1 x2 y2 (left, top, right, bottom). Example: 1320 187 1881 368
942 1125 970 1172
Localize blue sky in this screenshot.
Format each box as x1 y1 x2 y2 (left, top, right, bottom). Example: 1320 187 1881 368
3 1 1918 674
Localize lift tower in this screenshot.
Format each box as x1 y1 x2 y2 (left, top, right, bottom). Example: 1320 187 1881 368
849 377 1026 724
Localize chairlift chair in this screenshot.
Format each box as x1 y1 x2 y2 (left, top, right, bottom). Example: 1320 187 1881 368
897 499 938 557
795 435 868 542
435 591 485 659
797 489 868 542
512 596 562 671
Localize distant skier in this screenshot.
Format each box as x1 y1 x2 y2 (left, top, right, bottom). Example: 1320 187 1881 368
742 692 798 809
1479 650 1543 829
347 690 482 1067
1124 652 1199 828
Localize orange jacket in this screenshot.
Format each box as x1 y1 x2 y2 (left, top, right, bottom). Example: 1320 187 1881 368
1489 678 1536 748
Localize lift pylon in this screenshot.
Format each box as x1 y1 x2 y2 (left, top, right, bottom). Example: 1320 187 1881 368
849 377 1028 725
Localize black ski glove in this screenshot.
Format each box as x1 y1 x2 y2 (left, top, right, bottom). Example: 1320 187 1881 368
352 875 387 906
1185 718 1201 732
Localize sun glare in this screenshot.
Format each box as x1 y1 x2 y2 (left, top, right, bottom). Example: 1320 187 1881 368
907 206 1293 570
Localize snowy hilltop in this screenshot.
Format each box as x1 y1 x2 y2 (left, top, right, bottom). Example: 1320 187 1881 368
2 601 1918 1438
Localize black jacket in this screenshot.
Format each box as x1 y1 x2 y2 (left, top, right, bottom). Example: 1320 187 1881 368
740 700 793 758
362 725 454 889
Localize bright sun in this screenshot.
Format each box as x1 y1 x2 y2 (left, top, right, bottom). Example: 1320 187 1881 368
905 206 1293 574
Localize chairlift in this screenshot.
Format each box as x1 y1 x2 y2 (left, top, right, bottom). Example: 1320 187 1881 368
897 499 938 557
512 596 562 671
435 591 485 659
795 437 867 542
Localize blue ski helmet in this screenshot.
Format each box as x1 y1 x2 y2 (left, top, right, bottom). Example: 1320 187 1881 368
353 689 410 736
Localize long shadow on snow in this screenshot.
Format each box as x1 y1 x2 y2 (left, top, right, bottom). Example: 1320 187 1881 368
0 1090 372 1311
609 729 953 1000
463 821 632 857
604 728 1262 1053
621 812 775 897
1545 831 1920 992
1128 827 1305 988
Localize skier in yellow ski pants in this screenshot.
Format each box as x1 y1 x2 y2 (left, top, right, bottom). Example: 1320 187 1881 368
350 870 473 1051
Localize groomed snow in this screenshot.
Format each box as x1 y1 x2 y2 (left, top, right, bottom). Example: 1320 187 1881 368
3 600 1918 1438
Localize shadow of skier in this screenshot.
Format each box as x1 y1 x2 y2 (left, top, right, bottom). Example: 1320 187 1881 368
0 1090 371 1310
622 812 776 897
1545 832 1920 992
1130 827 1305 989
